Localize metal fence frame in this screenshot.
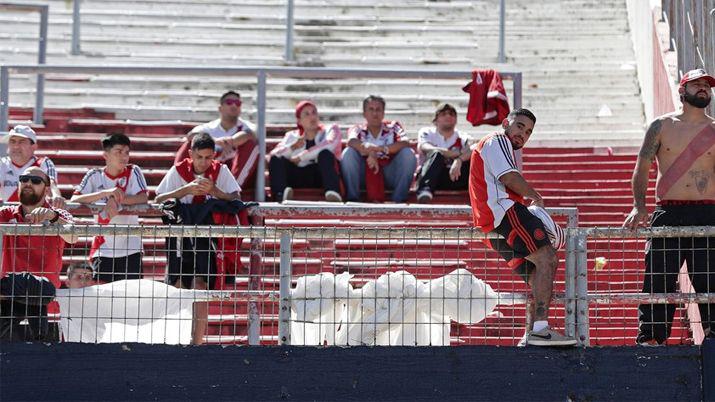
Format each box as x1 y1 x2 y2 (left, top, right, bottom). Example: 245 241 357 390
0 64 523 201
0 2 47 124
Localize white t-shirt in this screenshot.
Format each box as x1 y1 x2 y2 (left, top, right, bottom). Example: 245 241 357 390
0 156 57 201
190 118 256 162
74 165 148 258
155 164 241 204
417 127 472 164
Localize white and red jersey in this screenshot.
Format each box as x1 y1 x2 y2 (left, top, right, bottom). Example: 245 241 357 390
155 159 241 204
417 126 472 164
348 121 406 159
190 118 256 163
469 133 524 232
270 124 343 167
74 165 148 258
0 156 57 201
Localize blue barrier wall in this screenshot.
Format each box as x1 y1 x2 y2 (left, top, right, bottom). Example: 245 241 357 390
0 343 705 401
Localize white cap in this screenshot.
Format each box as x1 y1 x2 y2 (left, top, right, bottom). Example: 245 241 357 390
1 125 37 144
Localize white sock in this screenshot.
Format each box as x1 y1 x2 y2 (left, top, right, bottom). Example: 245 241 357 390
532 320 548 332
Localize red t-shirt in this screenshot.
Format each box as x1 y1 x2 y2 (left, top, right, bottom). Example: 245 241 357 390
0 204 74 288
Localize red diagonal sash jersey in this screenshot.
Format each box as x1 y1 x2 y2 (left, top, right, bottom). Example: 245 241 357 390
468 133 524 232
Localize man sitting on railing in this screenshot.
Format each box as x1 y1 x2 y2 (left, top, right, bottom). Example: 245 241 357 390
415 103 472 203
71 133 149 283
155 132 243 291
0 167 76 340
469 108 576 347
624 68 715 346
341 95 417 203
175 91 258 191
0 125 66 208
268 100 343 202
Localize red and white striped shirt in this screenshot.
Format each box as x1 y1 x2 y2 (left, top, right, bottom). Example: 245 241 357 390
468 133 524 232
348 121 406 159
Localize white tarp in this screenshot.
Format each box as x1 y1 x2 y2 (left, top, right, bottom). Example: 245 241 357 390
55 279 209 345
290 269 519 346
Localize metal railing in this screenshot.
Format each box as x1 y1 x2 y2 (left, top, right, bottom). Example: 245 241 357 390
0 3 47 124
0 64 523 201
68 0 507 64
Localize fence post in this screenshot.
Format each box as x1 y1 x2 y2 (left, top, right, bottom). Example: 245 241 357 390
278 231 292 345
0 66 9 132
254 70 267 202
284 0 295 62
498 0 506 63
246 211 264 346
33 5 48 125
71 0 81 55
575 231 590 346
564 233 577 339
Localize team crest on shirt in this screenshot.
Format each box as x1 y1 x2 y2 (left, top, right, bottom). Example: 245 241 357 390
117 177 127 188
533 228 546 241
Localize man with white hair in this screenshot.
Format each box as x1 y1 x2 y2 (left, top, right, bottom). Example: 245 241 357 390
0 125 66 208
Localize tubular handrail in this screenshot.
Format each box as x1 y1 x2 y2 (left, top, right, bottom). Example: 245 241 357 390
0 3 48 124
0 64 523 202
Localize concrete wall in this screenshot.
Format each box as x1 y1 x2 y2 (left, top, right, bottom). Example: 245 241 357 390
1 342 710 401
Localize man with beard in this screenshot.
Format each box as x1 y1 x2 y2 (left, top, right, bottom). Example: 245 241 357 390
0 125 65 208
0 167 75 340
469 108 576 346
623 68 715 345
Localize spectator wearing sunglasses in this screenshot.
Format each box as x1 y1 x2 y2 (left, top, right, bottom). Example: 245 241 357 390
0 125 66 208
175 91 258 191
71 133 148 284
0 167 76 293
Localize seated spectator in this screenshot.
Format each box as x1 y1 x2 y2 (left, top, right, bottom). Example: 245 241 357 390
71 134 149 283
155 133 243 291
268 100 343 202
341 95 416 203
416 103 472 203
0 125 66 208
175 91 258 189
0 167 76 341
64 263 97 289
0 272 57 341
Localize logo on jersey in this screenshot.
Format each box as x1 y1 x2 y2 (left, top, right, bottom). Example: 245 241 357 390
533 228 546 241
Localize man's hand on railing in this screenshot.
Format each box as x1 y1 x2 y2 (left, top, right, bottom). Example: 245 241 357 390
622 206 649 230
25 207 58 224
47 195 67 209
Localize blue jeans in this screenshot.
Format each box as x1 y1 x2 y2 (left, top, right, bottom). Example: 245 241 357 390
340 147 416 202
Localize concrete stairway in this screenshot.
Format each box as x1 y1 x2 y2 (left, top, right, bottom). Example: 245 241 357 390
1 0 645 146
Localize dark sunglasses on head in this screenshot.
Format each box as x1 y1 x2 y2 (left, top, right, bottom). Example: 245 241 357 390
19 175 48 185
223 99 242 107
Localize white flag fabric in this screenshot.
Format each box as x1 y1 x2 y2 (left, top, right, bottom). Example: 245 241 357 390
290 269 515 346
55 279 209 345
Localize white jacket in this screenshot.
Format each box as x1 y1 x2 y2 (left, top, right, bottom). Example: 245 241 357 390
270 124 342 167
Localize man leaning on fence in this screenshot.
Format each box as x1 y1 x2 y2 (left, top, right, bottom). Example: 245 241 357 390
0 167 76 341
0 125 66 208
469 108 576 347
175 91 258 191
71 133 149 283
624 68 715 346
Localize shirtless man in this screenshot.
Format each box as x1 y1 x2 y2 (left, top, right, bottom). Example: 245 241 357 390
623 68 715 345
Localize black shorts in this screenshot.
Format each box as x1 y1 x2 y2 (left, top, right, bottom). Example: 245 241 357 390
91 253 143 283
165 237 217 289
486 202 552 282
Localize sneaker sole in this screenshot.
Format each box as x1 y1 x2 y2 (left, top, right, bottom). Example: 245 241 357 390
527 339 578 347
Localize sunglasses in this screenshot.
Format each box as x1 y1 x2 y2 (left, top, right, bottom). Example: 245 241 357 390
18 175 48 185
223 99 242 107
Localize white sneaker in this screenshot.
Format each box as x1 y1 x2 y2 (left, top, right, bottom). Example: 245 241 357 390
325 190 342 202
525 327 577 347
282 187 293 203
416 189 433 204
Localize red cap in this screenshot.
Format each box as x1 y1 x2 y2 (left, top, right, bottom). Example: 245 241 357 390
679 69 715 87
